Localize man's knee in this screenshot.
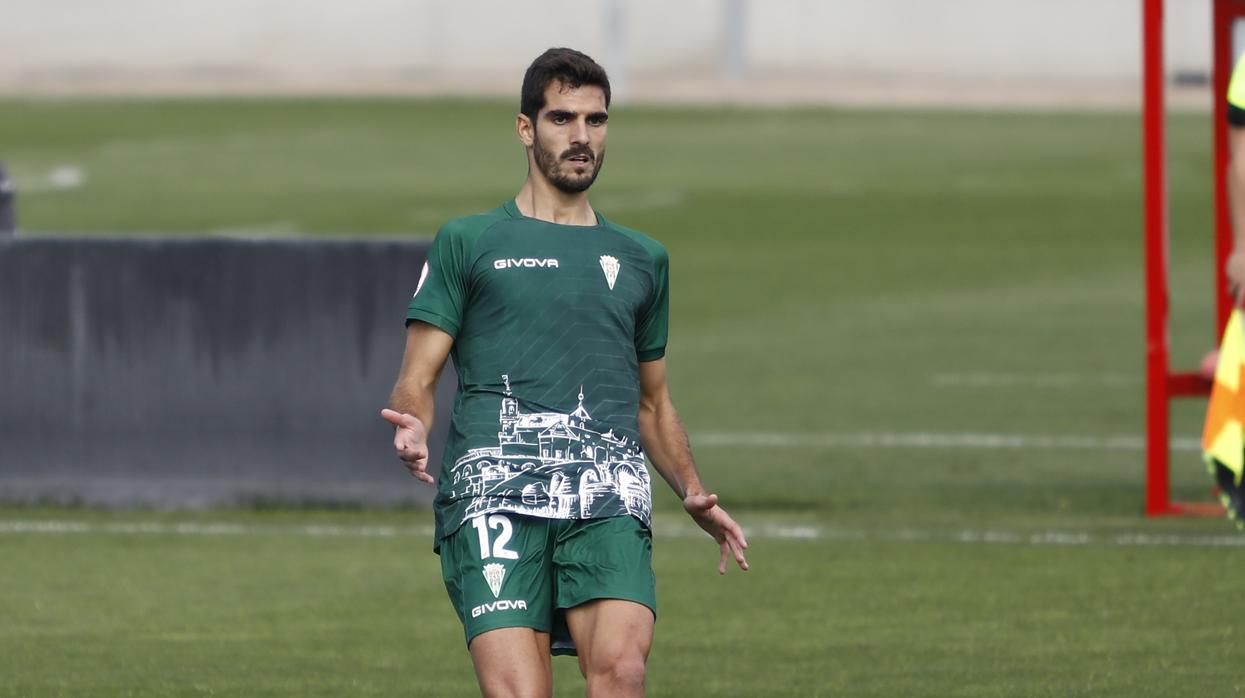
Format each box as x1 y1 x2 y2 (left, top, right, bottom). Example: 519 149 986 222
476 666 552 698
470 627 552 698
586 654 647 693
480 681 550 698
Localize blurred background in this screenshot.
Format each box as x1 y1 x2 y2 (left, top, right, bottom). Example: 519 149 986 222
0 0 1227 105
2 2 1243 696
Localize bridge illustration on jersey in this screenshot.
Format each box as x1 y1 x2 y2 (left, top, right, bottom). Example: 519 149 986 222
452 374 651 523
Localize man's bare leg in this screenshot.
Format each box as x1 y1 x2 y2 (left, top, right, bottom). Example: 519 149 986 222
469 627 553 698
565 600 654 698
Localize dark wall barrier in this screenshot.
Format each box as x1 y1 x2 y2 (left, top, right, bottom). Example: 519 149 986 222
0 237 453 507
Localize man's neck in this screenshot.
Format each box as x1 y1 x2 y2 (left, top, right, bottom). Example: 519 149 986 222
514 177 596 226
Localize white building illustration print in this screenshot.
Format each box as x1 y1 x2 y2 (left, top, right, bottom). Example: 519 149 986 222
451 374 652 525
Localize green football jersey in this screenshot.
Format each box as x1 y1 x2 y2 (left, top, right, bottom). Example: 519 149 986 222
407 200 669 544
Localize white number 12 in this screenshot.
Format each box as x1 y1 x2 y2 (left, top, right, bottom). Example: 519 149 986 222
472 514 519 560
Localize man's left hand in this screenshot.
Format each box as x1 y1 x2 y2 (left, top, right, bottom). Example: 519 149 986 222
683 493 749 575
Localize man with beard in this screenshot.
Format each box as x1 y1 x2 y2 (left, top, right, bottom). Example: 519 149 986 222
382 48 749 697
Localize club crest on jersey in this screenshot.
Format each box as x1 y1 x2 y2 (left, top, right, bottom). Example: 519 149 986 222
493 258 559 269
599 255 620 290
482 563 506 599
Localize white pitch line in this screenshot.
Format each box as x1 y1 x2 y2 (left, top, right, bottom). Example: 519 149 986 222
0 520 432 538
590 189 686 213
0 519 1240 549
15 165 88 193
693 431 1202 452
929 372 1139 389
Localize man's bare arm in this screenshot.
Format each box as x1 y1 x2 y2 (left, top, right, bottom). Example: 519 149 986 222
380 321 454 484
1227 128 1245 303
637 358 749 574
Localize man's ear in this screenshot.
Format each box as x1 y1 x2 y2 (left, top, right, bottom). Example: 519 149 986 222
516 114 535 147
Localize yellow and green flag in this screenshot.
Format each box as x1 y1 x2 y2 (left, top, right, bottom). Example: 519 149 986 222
1203 308 1245 528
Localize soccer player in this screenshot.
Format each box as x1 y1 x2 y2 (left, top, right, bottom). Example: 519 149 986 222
381 48 749 697
1214 53 1245 525
1227 54 1245 302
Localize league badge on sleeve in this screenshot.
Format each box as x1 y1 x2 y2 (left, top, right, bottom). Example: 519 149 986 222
413 262 430 298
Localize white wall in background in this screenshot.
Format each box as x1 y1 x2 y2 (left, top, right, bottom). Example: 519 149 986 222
0 0 1214 90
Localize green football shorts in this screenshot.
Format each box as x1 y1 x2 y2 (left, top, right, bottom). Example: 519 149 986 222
439 513 656 655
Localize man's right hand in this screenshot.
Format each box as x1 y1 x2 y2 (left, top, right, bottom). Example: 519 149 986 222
1228 250 1245 306
683 493 750 575
380 409 434 484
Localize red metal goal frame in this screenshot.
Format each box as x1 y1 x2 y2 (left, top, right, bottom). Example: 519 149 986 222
1143 0 1242 515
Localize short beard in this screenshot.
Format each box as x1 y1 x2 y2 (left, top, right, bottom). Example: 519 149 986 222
532 129 605 194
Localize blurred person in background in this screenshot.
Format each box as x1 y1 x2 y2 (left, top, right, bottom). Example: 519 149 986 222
381 48 748 697
1209 54 1245 525
1228 55 1245 300
0 162 15 235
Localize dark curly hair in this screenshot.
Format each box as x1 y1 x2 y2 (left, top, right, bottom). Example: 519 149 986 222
520 48 611 122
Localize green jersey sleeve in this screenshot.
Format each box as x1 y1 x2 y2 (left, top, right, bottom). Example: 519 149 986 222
407 222 474 336
635 245 669 362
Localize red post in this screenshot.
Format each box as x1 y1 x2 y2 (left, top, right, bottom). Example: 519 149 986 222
1144 1 1245 517
1215 3 1233 336
1143 0 1171 516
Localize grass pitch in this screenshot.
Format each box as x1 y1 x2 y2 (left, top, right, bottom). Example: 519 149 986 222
1 99 1242 696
